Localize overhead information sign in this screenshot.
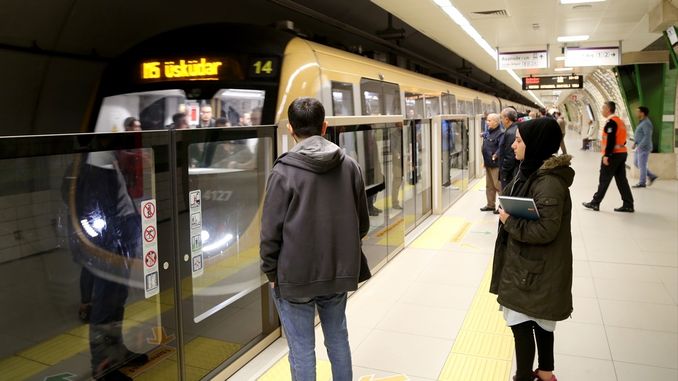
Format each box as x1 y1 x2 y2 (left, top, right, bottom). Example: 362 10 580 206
522 75 583 90
564 47 620 67
498 50 548 70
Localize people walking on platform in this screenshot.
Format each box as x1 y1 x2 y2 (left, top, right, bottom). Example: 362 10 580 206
260 97 371 381
498 107 519 190
583 101 635 212
492 118 574 381
632 106 658 188
480 113 503 214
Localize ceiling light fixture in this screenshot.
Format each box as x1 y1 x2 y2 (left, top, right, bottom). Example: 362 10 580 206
555 67 574 72
432 0 497 60
557 35 590 42
560 0 605 4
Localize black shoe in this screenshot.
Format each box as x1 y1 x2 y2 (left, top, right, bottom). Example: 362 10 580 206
648 176 658 186
123 350 149 366
493 209 500 215
582 202 599 211
480 206 495 212
614 206 635 213
632 183 646 188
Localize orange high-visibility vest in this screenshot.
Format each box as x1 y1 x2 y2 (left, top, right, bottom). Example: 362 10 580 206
601 116 627 154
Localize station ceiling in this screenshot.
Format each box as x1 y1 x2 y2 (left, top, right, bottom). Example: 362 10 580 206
0 0 540 106
371 0 674 106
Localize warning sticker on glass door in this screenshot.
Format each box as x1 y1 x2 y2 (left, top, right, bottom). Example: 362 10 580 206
141 199 160 298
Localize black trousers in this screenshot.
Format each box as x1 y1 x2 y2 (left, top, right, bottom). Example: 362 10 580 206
591 153 634 207
511 321 554 381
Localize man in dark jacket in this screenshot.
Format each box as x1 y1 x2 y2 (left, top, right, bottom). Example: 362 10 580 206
498 107 519 190
480 113 503 213
260 97 370 381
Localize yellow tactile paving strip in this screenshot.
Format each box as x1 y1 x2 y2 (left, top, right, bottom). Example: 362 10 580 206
438 267 514 381
0 355 48 380
410 216 469 250
17 334 89 366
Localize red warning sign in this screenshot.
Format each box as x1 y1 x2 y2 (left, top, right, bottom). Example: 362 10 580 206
143 202 156 219
144 226 157 243
145 250 158 268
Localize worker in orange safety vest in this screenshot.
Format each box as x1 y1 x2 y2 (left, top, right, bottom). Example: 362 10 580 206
583 101 635 213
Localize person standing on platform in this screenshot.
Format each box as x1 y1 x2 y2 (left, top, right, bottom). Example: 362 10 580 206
555 112 568 155
632 106 658 188
583 101 635 212
480 113 503 214
492 118 574 381
260 97 371 381
499 107 519 191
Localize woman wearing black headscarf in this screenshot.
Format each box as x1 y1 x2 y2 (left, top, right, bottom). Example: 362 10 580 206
490 118 575 381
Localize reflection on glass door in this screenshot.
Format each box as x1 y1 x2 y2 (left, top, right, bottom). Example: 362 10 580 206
441 119 469 210
0 134 180 381
178 131 278 380
403 120 432 234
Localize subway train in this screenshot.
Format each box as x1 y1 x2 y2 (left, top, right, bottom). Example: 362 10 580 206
0 23 536 381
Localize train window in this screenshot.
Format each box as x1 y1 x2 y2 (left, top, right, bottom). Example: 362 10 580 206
331 82 355 116
382 82 401 115
441 93 457 114
94 89 187 132
405 93 424 119
94 89 265 132
360 78 401 116
425 96 441 118
473 99 482 115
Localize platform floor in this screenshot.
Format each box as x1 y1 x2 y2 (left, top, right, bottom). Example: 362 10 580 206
229 135 678 381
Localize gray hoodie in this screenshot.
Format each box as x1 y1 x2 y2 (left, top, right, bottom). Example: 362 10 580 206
260 136 370 298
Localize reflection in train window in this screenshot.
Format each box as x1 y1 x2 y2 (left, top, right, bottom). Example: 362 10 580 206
187 138 269 323
426 96 441 118
360 78 401 116
95 89 187 132
441 93 457 114
94 88 265 132
405 93 424 119
331 82 354 116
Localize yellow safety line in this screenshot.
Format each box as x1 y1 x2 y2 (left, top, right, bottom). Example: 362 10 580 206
410 216 469 250
438 266 514 381
451 222 472 243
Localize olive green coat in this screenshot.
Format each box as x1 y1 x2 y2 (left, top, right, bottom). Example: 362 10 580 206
490 155 575 321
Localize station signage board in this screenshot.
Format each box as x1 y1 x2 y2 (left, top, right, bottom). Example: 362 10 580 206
522 75 583 90
498 50 549 70
564 47 620 67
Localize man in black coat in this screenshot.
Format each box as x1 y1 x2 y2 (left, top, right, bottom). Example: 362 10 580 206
498 107 519 190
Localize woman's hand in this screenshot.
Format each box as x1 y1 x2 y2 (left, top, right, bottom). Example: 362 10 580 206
498 207 510 224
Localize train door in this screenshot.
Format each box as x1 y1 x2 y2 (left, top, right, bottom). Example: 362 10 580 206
432 115 468 213
402 119 432 234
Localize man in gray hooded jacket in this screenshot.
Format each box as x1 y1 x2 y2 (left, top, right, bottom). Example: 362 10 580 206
260 97 370 380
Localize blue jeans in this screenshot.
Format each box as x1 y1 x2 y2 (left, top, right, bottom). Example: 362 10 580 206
634 149 656 185
273 293 352 381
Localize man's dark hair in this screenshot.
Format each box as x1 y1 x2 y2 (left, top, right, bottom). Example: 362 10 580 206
605 101 616 113
288 97 325 138
123 116 139 130
638 106 649 116
172 112 186 124
539 108 547 116
215 117 228 127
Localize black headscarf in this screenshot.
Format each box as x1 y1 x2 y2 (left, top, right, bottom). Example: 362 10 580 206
517 118 563 177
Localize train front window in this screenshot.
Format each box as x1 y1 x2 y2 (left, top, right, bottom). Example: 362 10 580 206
94 88 266 132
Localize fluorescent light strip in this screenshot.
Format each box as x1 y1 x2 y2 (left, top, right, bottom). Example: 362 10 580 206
555 67 574 72
528 90 545 107
435 1 497 60
557 35 589 42
555 56 566 61
560 0 604 4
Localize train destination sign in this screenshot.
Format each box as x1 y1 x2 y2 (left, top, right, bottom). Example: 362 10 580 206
522 75 583 90
142 58 223 81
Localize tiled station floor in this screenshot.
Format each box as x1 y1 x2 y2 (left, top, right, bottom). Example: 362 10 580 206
229 134 678 381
